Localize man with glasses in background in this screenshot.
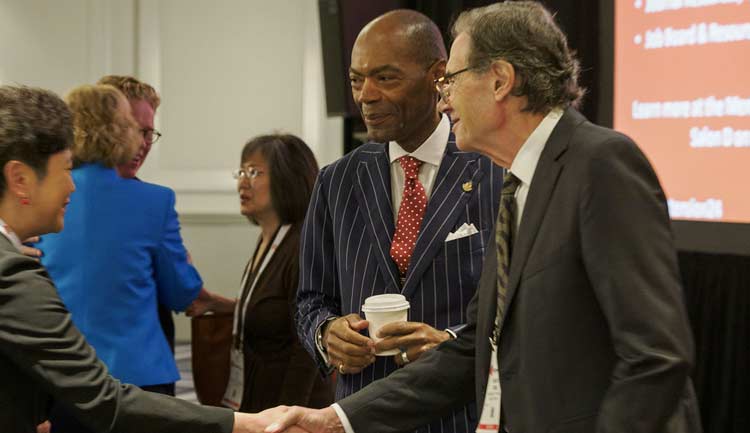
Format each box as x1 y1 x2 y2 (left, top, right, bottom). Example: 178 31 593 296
96 75 180 363
295 9 502 433
96 75 183 363
98 75 162 179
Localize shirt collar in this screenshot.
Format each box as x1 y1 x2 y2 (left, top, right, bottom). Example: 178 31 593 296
0 217 24 252
509 109 564 186
388 114 450 167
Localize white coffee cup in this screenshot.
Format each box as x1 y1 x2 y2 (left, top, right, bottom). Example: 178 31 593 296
362 294 410 356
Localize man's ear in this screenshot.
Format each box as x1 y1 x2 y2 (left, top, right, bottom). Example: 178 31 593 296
3 160 34 200
490 60 515 102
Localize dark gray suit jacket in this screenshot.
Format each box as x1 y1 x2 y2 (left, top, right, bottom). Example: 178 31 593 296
338 108 702 433
0 236 233 433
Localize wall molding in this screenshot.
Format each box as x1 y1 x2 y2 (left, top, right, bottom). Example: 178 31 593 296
91 0 344 214
179 212 248 226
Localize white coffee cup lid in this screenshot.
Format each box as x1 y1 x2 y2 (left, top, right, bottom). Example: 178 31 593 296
362 294 410 312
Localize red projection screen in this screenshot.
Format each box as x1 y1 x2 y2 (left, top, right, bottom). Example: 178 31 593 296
614 0 750 227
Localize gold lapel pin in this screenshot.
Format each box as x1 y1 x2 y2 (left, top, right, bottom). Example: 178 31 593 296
462 181 473 192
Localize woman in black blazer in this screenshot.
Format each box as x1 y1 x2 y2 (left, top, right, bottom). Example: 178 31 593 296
189 134 333 412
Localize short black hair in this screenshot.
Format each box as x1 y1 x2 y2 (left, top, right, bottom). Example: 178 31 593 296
241 134 319 224
0 85 73 196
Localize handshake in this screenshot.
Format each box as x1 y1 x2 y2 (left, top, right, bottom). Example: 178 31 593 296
231 308 454 433
234 406 344 433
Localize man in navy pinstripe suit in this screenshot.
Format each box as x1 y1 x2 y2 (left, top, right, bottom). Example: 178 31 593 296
296 10 502 433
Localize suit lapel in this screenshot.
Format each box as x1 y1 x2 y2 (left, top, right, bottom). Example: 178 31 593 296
402 140 485 298
352 146 401 291
499 109 584 333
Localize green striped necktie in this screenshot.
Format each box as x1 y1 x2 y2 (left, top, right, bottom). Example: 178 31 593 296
492 171 521 343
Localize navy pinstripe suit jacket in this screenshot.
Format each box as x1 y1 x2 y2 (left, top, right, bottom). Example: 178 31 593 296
297 137 502 433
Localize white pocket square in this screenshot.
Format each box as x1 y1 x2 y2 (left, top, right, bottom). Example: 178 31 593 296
445 223 479 242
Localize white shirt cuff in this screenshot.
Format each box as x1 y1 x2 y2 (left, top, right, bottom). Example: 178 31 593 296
331 403 355 433
445 328 458 339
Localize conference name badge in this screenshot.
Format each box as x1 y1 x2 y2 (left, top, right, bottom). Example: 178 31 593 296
476 346 501 433
221 348 245 411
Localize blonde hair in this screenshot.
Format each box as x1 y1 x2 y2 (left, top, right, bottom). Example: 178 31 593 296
97 75 161 110
65 84 140 168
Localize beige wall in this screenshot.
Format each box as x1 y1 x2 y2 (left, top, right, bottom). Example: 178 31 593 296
0 0 343 340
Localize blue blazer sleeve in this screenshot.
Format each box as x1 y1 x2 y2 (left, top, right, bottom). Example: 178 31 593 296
153 189 202 311
296 167 341 372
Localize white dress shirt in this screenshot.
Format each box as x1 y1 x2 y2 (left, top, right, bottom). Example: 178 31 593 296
388 114 450 220
0 218 23 252
509 109 563 229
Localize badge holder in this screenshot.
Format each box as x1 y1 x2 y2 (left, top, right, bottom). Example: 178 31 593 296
476 341 501 433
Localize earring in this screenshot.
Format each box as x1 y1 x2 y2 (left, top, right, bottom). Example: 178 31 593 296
20 197 30 205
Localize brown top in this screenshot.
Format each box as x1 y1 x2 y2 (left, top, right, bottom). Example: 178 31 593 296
237 223 333 412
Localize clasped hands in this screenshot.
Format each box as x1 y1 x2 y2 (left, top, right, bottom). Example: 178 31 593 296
234 405 344 433
323 313 452 374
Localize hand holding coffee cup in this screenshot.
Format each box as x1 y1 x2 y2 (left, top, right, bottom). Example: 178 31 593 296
365 295 454 365
361 294 410 356
375 321 454 366
323 314 376 375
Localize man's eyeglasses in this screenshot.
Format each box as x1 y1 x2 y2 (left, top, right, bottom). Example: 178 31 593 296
434 66 477 101
141 128 162 144
232 167 265 181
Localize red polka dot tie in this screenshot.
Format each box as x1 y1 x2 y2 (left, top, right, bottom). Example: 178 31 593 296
391 156 427 276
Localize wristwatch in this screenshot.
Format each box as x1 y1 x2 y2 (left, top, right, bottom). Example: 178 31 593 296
315 317 338 362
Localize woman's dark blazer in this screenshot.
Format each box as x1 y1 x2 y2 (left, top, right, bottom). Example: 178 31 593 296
238 223 333 412
0 236 232 433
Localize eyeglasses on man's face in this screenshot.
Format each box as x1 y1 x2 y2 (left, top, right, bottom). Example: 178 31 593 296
232 166 265 181
434 65 479 101
141 128 162 144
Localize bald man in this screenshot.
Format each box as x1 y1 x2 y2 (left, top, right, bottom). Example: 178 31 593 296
296 10 503 433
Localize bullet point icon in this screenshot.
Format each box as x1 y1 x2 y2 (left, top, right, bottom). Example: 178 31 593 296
634 34 642 44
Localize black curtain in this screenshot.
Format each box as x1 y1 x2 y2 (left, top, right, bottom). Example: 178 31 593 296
680 251 750 433
407 0 603 124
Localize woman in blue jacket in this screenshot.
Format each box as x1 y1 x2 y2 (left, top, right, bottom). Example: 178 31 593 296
37 84 202 431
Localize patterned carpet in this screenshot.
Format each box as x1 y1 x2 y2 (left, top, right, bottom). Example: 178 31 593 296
175 343 199 403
